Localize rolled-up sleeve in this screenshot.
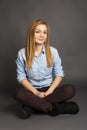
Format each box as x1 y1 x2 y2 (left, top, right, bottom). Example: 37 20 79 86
52 48 64 77
16 50 26 84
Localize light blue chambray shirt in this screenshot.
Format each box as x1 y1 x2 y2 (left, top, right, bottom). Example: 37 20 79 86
16 46 64 88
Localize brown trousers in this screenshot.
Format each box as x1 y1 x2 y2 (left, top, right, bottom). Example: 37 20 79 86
14 84 76 113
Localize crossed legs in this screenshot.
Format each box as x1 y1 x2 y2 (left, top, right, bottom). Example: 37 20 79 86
14 84 76 113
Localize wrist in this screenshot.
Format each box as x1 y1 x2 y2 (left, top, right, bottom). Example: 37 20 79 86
45 89 53 96
33 89 39 95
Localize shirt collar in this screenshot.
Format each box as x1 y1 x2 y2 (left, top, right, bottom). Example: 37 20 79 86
42 45 45 54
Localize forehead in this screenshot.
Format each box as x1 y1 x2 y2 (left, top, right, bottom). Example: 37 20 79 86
35 24 47 30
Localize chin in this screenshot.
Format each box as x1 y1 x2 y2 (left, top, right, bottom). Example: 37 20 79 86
36 42 44 45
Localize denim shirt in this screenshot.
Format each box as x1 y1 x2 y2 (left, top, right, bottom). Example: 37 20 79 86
16 46 64 88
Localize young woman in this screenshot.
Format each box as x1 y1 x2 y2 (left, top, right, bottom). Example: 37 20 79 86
15 19 79 119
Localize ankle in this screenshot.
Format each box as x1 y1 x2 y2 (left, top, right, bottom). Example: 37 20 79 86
48 101 79 116
48 103 60 116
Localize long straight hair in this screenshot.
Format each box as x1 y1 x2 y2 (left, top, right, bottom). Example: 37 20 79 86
25 19 52 69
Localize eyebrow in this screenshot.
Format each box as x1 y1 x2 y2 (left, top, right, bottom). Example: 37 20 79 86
35 29 47 31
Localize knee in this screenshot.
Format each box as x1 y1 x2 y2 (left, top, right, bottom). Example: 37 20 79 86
64 84 76 98
14 91 19 101
14 88 22 102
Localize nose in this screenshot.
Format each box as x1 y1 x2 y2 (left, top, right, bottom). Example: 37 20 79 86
40 32 44 37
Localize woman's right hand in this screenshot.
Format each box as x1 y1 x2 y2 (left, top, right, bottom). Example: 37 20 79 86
21 79 45 98
35 91 46 98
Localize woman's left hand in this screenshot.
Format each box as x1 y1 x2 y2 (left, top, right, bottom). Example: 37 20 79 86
38 92 46 98
44 90 53 97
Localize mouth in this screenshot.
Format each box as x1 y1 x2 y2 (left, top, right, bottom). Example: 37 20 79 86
38 39 45 41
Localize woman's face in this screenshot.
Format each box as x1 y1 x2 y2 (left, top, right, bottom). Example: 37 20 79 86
34 24 47 45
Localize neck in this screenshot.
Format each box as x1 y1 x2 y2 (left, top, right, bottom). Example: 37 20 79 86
35 44 43 56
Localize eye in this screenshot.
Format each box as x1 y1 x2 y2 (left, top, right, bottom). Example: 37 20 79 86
44 31 47 34
35 30 40 33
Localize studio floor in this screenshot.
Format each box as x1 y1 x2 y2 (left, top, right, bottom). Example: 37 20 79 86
0 81 87 130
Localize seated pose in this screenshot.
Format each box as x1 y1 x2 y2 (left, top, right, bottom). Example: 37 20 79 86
15 19 79 119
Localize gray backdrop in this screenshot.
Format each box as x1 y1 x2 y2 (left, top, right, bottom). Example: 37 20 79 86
0 0 87 95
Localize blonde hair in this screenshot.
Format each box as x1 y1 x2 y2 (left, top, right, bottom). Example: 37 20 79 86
25 19 52 69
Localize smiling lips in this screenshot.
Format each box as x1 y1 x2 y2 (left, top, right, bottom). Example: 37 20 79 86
39 38 44 40
38 39 45 42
